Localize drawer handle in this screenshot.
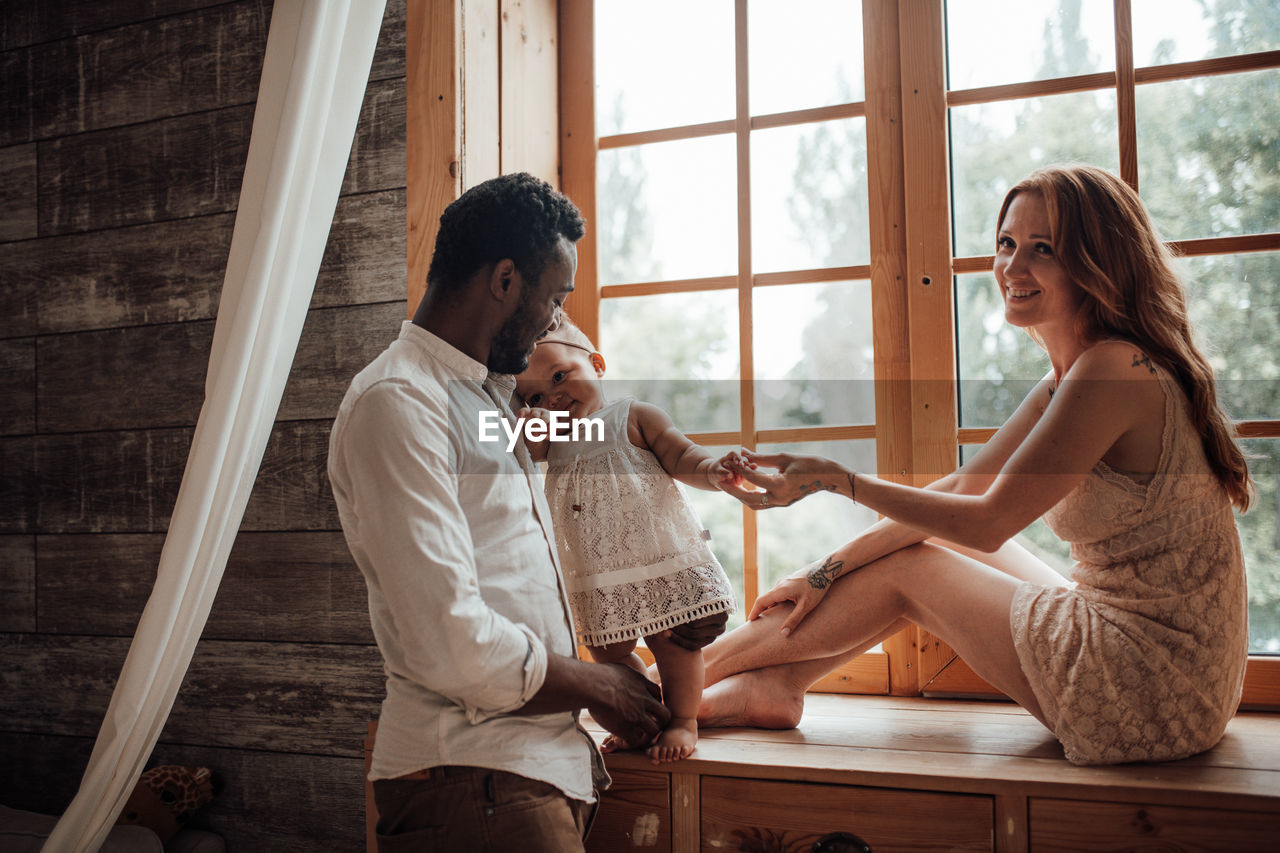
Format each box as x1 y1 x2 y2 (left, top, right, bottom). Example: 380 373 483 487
813 831 873 853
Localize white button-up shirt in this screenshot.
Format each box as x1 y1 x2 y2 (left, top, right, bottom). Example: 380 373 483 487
328 321 604 800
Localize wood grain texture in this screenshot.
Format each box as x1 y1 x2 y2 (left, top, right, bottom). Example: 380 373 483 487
35 531 370 642
700 776 994 853
35 420 338 533
0 436 37 533
3 188 404 338
0 732 366 853
499 0 559 184
24 0 270 143
37 302 400 433
557 0 599 344
0 535 35 631
462 0 500 187
370 0 408 82
277 302 404 422
0 338 34 434
0 0 231 51
406 0 460 315
586 768 671 853
1029 797 1280 852
0 49 33 145
38 105 254 236
0 143 37 241
0 633 382 755
341 77 407 196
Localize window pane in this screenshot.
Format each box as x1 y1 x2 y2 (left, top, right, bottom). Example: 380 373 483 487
749 0 865 115
949 91 1119 258
955 272 1049 428
751 118 869 272
597 135 737 284
595 0 735 135
1240 439 1280 654
1182 252 1280 422
755 439 878 593
1136 69 1279 242
753 281 875 429
685 456 747 629
1132 0 1279 66
946 0 1114 90
599 291 739 433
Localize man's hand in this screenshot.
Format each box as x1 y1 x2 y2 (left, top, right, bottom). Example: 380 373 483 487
586 663 671 748
664 611 728 651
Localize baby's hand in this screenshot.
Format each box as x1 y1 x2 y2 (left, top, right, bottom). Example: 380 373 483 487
517 406 555 459
709 450 747 490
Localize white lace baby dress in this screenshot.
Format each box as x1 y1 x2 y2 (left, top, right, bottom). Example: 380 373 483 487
544 397 736 646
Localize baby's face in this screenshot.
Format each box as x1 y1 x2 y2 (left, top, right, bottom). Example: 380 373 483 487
515 342 606 419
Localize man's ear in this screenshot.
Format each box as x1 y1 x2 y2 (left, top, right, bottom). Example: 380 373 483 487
488 259 520 304
590 352 606 376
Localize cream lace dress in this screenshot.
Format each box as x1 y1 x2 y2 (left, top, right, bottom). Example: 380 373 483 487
1011 369 1248 764
544 397 736 646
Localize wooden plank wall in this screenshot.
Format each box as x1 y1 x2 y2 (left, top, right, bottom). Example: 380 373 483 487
0 2 406 849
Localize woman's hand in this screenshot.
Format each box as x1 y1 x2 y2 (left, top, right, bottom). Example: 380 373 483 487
748 553 846 636
728 451 850 510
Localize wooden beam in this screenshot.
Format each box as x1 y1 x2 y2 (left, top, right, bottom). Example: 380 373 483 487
500 0 559 184
557 0 599 344
407 0 461 316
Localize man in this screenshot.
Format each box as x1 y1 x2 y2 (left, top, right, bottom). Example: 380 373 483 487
328 173 721 850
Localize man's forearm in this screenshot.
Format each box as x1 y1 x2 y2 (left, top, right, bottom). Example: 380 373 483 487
512 653 594 716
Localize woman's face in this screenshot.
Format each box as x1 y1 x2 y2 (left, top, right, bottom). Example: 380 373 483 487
993 192 1084 335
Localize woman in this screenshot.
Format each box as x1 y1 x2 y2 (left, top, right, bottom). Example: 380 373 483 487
706 164 1252 765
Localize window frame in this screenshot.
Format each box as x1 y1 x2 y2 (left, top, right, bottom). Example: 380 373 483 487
546 0 1280 704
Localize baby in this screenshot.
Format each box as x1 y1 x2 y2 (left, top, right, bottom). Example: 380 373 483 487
515 316 741 763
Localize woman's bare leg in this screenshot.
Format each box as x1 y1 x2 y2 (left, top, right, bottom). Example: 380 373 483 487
700 540 1066 728
644 631 701 763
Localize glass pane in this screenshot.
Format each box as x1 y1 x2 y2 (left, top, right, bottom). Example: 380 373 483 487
685 452 747 630
950 90 1119 258
598 291 740 433
946 0 1114 90
755 439 878 593
597 135 737 284
1132 0 1279 66
751 118 869 272
595 0 735 135
1240 439 1280 654
749 0 865 115
959 446 1074 575
1136 69 1279 242
954 272 1050 428
753 281 875 429
1182 252 1280 422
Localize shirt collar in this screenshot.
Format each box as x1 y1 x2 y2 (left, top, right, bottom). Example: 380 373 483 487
399 320 519 393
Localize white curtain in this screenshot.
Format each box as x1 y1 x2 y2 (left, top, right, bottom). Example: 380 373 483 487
42 2 387 850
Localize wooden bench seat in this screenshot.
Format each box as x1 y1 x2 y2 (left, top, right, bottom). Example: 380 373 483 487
582 694 1280 852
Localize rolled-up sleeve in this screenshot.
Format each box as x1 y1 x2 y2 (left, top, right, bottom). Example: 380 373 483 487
332 380 545 718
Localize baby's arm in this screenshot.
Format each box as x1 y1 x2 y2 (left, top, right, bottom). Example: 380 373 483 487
628 401 739 491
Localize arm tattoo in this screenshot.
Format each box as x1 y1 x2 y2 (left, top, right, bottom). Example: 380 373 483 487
1132 353 1157 374
797 480 836 498
807 555 844 590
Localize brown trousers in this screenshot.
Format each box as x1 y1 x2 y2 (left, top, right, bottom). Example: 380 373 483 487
372 766 596 852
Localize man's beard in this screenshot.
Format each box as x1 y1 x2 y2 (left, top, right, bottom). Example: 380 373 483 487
487 288 539 374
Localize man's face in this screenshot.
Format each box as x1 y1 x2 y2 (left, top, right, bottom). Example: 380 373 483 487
488 237 577 374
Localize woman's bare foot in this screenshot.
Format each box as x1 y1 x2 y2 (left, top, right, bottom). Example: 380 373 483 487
697 667 806 729
647 717 697 764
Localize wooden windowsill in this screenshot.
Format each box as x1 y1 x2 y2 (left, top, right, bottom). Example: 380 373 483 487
584 693 1280 812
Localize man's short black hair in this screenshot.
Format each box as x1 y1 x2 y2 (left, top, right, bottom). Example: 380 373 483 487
426 172 585 294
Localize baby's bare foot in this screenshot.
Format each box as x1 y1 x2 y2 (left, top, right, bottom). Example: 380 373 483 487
647 717 697 764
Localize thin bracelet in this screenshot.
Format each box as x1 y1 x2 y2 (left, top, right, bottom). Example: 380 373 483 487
847 472 856 503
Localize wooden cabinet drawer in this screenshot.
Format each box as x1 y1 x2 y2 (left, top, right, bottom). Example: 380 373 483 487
701 776 993 852
587 768 671 852
1030 798 1279 852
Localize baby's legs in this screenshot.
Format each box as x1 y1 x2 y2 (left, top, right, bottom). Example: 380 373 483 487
643 630 703 764
585 639 647 753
